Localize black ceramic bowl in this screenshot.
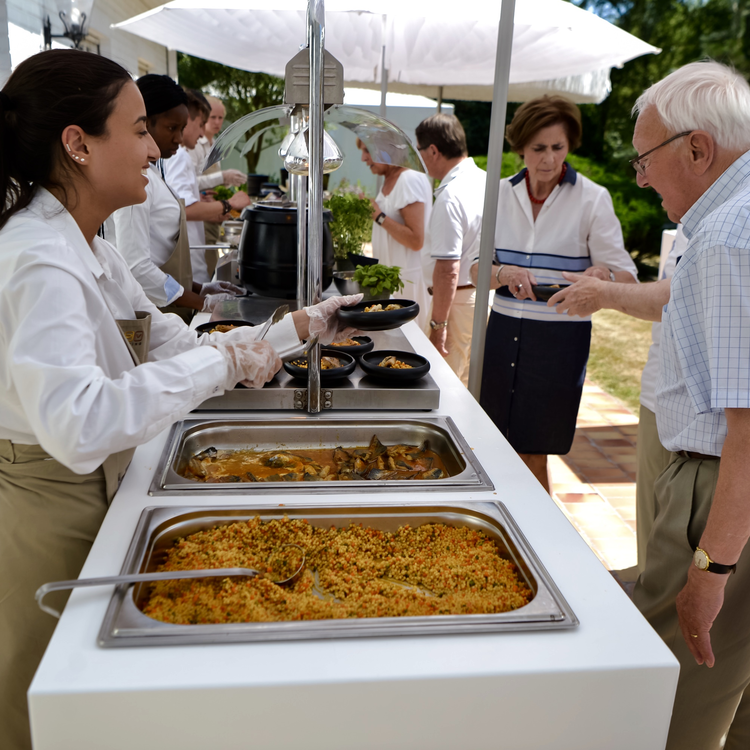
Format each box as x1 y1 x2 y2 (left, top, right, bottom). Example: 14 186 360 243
283 349 356 382
359 350 431 382
531 284 570 302
325 336 374 357
195 319 255 336
337 299 419 331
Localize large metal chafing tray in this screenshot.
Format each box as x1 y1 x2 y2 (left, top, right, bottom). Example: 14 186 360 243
98 502 578 647
148 416 494 496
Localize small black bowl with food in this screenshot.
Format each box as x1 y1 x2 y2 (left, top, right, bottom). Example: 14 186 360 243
325 336 374 358
359 350 431 382
195 319 255 336
283 349 357 382
337 299 419 332
530 284 570 302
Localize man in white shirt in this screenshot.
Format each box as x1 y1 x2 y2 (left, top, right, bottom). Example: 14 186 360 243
189 96 247 245
416 114 486 386
165 90 250 284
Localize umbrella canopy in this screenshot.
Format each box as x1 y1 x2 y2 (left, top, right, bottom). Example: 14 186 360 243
114 0 659 104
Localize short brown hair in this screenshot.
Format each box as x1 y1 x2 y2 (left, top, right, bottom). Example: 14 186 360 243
505 96 582 154
415 114 468 159
186 88 211 121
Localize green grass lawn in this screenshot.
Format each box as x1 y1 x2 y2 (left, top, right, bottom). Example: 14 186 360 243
587 309 653 415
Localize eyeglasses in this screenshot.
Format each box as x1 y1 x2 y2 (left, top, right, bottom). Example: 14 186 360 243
417 144 430 152
630 131 692 177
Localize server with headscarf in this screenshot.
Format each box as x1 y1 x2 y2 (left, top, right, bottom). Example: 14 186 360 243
109 74 240 322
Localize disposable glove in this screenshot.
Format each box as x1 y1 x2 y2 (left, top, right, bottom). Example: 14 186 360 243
208 326 282 389
202 292 237 313
303 293 363 345
201 281 244 296
222 169 247 187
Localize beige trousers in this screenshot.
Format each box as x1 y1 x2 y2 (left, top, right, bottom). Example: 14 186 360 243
634 454 750 750
425 287 482 387
634 406 675 576
0 442 128 750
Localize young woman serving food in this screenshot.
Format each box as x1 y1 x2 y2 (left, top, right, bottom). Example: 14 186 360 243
0 49 359 750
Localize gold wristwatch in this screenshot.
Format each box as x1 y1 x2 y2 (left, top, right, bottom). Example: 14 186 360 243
693 547 737 575
430 319 448 330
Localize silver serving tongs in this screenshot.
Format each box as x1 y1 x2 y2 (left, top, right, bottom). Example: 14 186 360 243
254 304 289 342
36 544 306 619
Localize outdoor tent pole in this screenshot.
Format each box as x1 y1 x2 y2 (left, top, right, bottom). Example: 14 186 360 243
378 16 387 193
467 0 516 400
307 0 324 413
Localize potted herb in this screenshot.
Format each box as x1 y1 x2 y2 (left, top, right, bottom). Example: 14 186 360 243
323 184 374 270
353 263 404 301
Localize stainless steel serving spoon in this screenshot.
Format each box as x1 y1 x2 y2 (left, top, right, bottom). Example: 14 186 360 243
36 544 306 619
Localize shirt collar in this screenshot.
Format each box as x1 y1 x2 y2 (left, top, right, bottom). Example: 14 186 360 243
434 157 476 196
27 187 104 279
681 151 750 240
509 161 577 187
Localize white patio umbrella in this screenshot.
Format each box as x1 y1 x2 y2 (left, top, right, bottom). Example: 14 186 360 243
114 0 659 105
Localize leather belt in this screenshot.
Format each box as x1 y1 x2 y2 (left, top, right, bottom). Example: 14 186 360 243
427 284 474 295
677 450 720 461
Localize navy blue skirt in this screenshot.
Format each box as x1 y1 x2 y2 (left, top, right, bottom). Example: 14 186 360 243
479 312 591 455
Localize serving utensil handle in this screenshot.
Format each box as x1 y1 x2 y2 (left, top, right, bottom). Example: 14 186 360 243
35 568 262 619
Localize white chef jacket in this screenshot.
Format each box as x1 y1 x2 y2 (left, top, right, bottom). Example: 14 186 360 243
165 146 210 284
423 157 486 286
0 188 300 474
109 162 184 306
189 136 225 190
478 164 637 323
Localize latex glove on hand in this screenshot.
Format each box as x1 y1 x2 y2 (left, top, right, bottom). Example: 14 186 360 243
209 326 282 389
202 292 237 314
303 293 363 345
222 169 247 187
201 281 244 296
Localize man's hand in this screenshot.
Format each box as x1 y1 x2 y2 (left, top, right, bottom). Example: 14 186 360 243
550 272 607 316
430 326 449 357
676 565 729 667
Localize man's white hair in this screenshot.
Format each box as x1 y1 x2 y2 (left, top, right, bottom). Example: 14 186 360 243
633 61 750 152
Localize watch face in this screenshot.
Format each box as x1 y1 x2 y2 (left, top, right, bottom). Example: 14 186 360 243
694 549 710 570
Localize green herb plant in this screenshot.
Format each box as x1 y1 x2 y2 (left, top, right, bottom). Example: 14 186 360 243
324 188 373 260
213 185 235 201
353 264 404 296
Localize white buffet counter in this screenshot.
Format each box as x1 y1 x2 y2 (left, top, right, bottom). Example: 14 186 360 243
28 321 678 750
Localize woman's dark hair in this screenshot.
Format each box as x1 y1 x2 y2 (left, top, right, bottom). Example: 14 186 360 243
0 49 132 230
505 95 582 154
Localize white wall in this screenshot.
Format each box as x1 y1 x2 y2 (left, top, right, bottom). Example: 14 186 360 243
4 0 172 82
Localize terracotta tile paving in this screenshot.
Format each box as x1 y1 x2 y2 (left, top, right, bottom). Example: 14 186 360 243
548 380 639 571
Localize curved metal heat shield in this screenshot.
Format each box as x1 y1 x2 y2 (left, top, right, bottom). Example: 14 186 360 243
325 105 426 173
203 104 293 172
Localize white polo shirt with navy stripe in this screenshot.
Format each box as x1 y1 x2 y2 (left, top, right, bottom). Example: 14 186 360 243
477 164 637 323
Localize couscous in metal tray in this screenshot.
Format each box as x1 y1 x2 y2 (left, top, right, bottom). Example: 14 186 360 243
98 502 578 647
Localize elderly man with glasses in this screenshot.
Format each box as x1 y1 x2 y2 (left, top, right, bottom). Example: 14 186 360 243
604 60 750 750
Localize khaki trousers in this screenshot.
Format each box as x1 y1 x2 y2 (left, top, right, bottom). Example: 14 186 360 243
634 454 750 750
0 442 123 750
633 406 675 576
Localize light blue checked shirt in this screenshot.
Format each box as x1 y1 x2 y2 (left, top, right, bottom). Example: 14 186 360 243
656 150 750 455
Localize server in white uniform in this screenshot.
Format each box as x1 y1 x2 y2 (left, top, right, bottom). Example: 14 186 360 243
471 96 637 492
109 75 245 323
0 50 361 750
166 89 251 285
